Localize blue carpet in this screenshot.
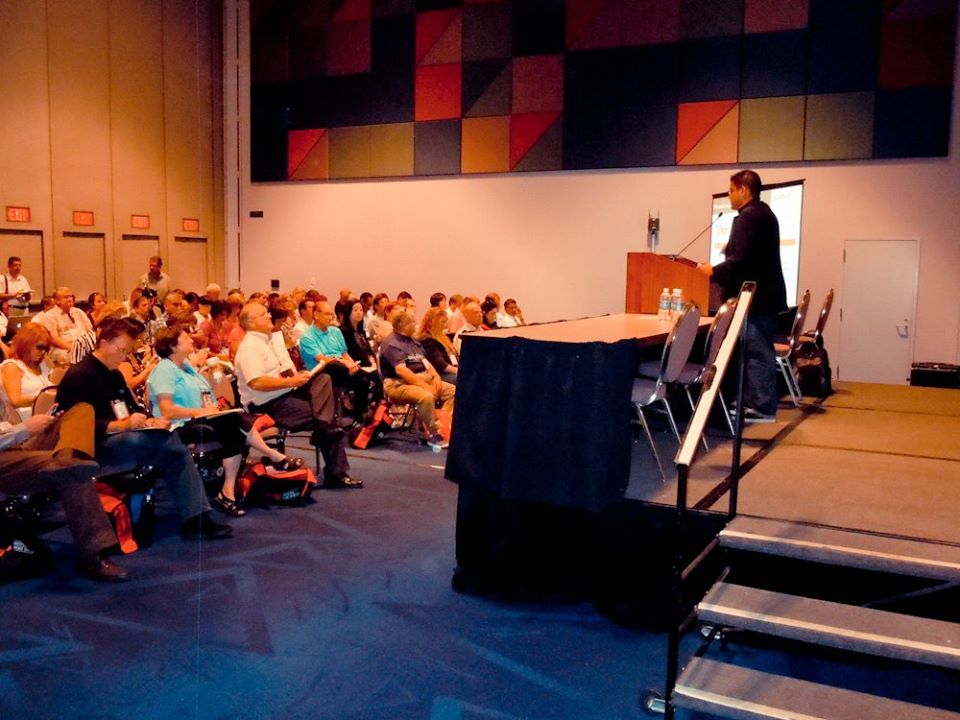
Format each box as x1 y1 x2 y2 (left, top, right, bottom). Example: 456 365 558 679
0 448 664 720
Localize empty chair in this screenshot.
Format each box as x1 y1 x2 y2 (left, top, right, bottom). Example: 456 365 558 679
676 298 738 444
631 303 701 481
774 289 811 406
800 288 834 347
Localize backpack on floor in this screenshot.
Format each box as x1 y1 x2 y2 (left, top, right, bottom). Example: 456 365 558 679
237 462 317 506
794 339 833 398
351 401 393 449
0 497 54 582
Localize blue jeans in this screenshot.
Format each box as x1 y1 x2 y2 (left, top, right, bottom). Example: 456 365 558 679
98 430 210 521
744 313 779 415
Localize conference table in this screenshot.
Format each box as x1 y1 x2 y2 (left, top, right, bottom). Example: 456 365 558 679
445 313 712 601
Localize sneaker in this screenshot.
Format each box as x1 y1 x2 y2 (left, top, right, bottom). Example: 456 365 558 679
427 434 449 452
739 407 777 424
214 492 247 517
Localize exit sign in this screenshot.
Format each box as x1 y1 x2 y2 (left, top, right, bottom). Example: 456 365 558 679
5 206 30 223
73 210 95 226
131 214 150 229
182 218 200 232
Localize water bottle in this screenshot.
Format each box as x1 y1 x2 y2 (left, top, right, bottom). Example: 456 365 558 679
658 288 671 321
670 288 683 319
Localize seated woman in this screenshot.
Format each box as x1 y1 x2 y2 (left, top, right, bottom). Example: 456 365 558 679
338 298 383 413
1 324 54 420
147 327 303 517
416 307 458 386
480 299 499 330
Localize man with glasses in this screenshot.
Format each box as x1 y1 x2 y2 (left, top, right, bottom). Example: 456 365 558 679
234 302 361 489
698 169 787 423
56 317 232 539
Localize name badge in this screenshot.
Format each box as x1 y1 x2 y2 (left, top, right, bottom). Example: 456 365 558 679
110 399 130 420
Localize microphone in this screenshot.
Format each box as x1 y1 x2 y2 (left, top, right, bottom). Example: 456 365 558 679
670 212 723 261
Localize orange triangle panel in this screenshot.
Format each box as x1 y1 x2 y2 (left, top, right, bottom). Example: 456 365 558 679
417 10 459 65
288 129 326 178
676 100 738 163
334 0 371 22
679 104 739 166
510 112 560 169
422 14 462 65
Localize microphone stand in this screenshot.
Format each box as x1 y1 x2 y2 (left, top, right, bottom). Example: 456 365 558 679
668 212 724 266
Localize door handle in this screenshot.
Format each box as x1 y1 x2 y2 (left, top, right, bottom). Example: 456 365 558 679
896 318 909 338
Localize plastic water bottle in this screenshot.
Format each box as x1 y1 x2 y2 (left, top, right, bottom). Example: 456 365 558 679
670 288 683 319
658 288 671 321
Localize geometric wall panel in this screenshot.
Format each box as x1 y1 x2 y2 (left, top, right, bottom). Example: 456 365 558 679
462 116 510 174
804 92 875 160
677 101 739 165
251 0 957 181
738 96 805 162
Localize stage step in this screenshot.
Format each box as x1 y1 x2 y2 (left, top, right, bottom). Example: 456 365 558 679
698 582 960 670
720 516 960 582
673 657 960 720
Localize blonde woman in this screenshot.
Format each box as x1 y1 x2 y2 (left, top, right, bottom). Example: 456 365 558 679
416 306 458 385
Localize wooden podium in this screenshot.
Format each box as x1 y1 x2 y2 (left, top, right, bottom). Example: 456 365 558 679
625 252 709 314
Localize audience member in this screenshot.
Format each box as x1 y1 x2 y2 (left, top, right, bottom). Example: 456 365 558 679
429 292 447 311
447 295 479 334
86 292 106 325
480 300 499 330
197 300 232 355
56 317 232 539
498 298 526 327
366 293 392 350
37 287 93 363
417 307 458 385
205 283 222 301
1 324 54 420
234 302 361 489
379 309 454 450
452 301 483 354
341 299 378 370
447 293 463 320
1 256 33 315
299 301 378 422
147 327 304 518
140 256 170 302
0 403 129 581
292 299 315 344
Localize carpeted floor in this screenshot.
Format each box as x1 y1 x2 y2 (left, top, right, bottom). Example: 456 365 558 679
0 446 664 720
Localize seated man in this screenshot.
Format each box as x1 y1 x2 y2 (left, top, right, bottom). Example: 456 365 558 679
0 404 128 581
299 301 378 422
497 298 526 328
452 301 483 354
55 317 232 539
234 302 362 489
379 308 454 450
37 286 93 363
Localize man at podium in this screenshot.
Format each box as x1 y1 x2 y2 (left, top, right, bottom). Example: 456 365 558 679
698 170 787 423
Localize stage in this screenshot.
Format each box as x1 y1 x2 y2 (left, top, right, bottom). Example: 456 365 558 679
446 311 960 599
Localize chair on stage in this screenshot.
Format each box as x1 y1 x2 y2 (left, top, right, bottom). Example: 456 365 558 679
675 298 738 446
774 289 811 407
800 288 834 347
631 303 701 481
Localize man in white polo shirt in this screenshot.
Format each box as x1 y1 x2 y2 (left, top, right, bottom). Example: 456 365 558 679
234 302 361 489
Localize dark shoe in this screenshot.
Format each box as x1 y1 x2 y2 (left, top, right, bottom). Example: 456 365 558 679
265 455 304 473
214 492 247 517
323 475 364 489
77 553 130 582
180 511 233 539
736 407 777 424
310 425 345 446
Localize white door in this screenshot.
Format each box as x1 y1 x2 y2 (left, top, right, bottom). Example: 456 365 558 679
838 239 918 384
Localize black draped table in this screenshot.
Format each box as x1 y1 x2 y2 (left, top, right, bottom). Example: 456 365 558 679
445 313 714 602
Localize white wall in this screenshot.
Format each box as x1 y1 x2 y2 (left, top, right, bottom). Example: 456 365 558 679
232 7 960 372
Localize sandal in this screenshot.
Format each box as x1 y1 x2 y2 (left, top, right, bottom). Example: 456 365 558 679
214 492 247 517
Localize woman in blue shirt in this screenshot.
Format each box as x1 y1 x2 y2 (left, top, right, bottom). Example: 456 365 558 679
147 327 303 516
